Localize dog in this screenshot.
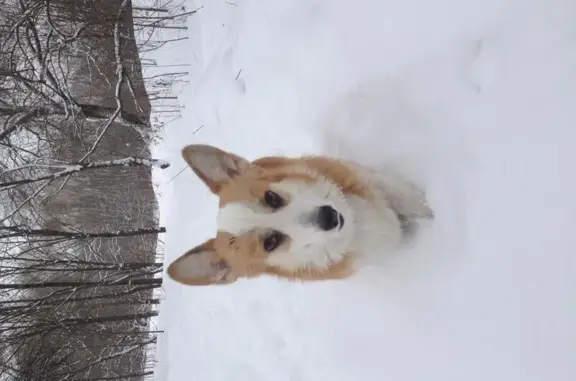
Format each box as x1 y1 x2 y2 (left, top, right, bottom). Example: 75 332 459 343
167 144 434 286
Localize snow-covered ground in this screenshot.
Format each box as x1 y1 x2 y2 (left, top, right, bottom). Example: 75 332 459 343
152 0 576 380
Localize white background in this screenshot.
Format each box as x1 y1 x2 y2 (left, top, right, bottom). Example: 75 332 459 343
151 1 576 380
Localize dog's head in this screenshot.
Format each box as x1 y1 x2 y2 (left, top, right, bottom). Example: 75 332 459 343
167 144 358 286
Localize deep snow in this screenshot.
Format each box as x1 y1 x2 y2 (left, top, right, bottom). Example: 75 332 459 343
152 0 576 380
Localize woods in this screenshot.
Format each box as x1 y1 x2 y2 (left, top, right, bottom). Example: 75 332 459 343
0 0 189 380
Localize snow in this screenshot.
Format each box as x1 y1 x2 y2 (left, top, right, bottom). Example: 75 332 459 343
153 0 576 380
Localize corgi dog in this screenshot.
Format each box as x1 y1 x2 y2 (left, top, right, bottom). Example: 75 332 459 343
167 144 434 286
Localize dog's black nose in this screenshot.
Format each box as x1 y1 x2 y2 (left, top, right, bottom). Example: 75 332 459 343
317 205 343 231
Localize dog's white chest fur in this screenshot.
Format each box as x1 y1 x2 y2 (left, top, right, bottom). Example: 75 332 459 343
347 194 403 261
345 162 433 267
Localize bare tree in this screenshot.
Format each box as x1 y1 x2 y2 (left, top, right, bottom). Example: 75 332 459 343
0 0 191 380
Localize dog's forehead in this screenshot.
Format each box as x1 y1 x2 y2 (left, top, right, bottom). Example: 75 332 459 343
217 202 259 236
216 200 295 236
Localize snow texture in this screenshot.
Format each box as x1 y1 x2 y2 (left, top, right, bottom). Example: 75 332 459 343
152 0 576 380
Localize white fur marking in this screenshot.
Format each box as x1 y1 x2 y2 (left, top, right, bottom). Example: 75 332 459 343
217 203 259 236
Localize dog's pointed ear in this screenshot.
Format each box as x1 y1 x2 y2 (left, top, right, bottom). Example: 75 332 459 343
167 239 237 286
181 144 250 194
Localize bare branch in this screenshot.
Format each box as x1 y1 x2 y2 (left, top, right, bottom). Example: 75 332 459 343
0 157 169 189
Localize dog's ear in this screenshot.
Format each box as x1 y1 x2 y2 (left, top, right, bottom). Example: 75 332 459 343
167 239 237 286
181 144 250 194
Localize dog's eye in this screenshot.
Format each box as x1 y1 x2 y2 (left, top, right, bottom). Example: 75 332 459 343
263 190 284 209
263 232 284 252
